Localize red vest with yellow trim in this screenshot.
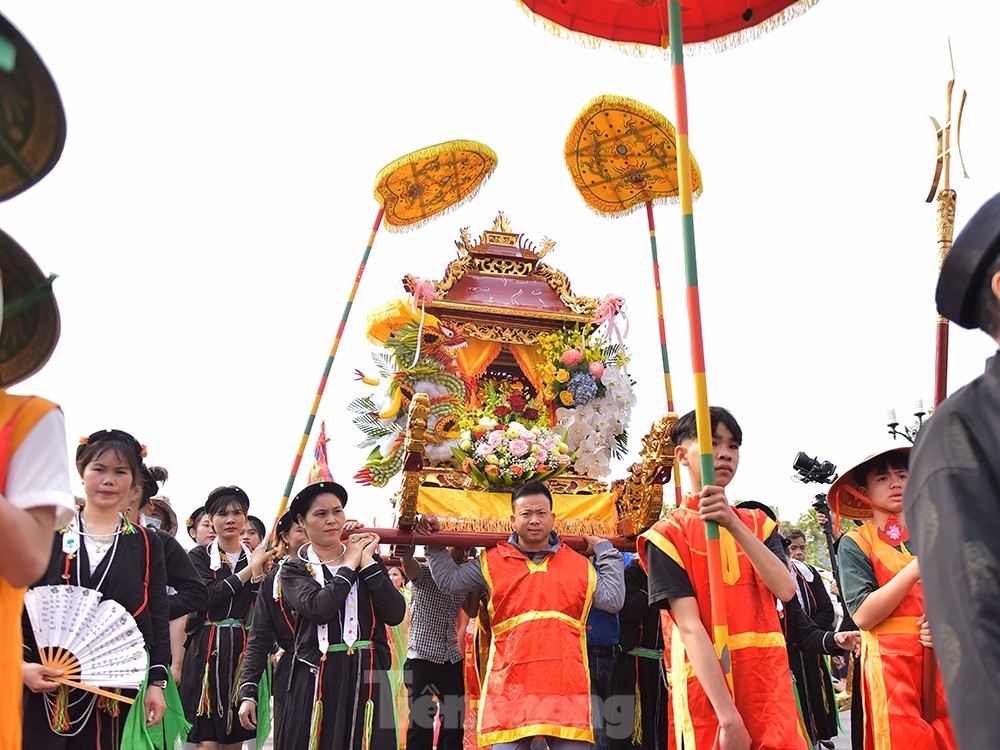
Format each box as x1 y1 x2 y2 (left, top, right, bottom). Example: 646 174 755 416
0 394 59 750
638 502 805 750
478 540 595 746
845 523 957 750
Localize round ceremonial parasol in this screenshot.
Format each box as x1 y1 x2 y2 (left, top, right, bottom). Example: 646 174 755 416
564 92 701 502
518 0 817 50
0 12 67 202
521 0 820 694
274 140 498 532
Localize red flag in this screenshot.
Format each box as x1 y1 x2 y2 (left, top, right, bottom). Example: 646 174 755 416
309 421 334 483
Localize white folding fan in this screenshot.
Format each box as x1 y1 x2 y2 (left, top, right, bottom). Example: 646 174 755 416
24 585 148 704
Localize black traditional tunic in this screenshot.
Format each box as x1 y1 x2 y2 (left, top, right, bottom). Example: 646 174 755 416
179 542 258 744
22 514 171 749
280 553 406 750
609 558 666 750
150 528 207 621
906 352 1000 750
787 560 839 744
237 559 297 747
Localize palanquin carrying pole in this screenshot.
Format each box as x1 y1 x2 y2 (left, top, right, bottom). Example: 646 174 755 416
368 527 638 553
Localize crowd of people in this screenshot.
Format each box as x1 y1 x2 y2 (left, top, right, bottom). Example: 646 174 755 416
4 190 1000 750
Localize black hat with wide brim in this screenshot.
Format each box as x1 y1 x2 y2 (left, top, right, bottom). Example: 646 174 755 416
0 227 58 387
288 480 348 523
0 13 67 202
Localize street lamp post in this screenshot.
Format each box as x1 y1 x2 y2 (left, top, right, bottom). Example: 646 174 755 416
886 400 928 444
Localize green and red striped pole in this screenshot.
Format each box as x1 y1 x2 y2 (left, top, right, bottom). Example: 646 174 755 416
666 0 733 694
272 207 386 538
645 200 683 507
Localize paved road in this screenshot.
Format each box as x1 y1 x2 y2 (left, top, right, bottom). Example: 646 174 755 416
254 710 857 749
255 715 857 749
830 709 854 749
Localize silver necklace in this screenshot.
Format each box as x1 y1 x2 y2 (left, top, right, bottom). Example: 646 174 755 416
300 543 346 566
80 514 122 554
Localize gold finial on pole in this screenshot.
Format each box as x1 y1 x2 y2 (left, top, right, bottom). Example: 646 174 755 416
928 38 970 410
927 38 969 203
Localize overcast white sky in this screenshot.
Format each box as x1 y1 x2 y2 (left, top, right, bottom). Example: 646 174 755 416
3 0 999 538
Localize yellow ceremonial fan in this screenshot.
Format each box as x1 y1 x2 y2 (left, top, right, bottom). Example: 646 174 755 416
24 585 147 704
274 139 497 531
375 139 498 232
564 93 701 216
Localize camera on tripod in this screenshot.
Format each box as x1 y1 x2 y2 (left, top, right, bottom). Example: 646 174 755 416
791 452 837 485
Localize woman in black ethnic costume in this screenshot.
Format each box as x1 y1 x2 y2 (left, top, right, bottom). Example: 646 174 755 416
786 542 840 748
236 510 310 747
134 466 209 669
179 485 275 750
21 429 171 749
736 501 859 749
280 480 407 750
609 556 667 750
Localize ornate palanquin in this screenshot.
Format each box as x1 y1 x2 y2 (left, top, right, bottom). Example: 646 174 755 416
360 213 674 538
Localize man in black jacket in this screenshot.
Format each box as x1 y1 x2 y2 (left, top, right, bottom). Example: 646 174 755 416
906 190 1000 750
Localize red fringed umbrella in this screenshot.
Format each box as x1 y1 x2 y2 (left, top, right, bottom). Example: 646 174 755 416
519 0 820 696
518 0 817 49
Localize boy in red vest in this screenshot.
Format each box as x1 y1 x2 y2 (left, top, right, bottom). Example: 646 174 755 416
638 406 804 750
828 448 956 749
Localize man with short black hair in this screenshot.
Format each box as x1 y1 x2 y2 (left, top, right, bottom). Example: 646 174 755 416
417 480 624 750
905 190 1000 750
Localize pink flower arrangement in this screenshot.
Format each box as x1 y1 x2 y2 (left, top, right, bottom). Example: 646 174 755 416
560 349 583 366
452 419 574 488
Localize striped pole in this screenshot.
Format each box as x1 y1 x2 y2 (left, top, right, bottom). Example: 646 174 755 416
645 200 683 507
666 0 732 694
273 207 386 533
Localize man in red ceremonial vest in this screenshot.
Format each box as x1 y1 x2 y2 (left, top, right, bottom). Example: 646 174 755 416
638 407 805 750
829 449 956 750
417 480 625 750
0 230 75 750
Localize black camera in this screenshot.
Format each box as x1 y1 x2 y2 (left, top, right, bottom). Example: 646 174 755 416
792 452 837 484
811 493 831 516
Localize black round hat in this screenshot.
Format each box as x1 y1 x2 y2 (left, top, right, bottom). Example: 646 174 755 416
76 428 144 463
275 510 294 539
205 485 250 516
288 480 348 523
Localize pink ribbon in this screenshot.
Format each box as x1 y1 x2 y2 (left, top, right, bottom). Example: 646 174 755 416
593 295 630 356
411 278 438 311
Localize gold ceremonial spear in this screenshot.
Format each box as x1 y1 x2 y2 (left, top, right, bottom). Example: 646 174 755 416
927 38 969 408
922 39 968 722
